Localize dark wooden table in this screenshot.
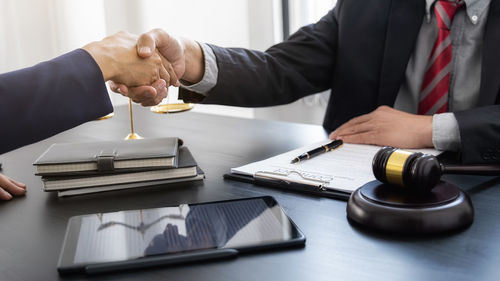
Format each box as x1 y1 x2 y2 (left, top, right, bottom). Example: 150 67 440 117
1 105 499 281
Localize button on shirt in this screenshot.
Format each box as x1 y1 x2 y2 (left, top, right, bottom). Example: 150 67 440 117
183 0 490 151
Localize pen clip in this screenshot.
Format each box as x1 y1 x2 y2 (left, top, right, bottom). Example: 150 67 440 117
255 170 329 191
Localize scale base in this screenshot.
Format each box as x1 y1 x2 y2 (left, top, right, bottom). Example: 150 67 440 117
124 133 143 140
346 181 474 234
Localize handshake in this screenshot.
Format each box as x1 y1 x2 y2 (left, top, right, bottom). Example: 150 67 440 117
82 29 204 106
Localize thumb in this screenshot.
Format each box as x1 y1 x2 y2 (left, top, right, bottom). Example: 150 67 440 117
136 32 157 58
139 29 180 60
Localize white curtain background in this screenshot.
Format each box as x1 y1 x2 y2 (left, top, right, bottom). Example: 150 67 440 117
0 0 335 123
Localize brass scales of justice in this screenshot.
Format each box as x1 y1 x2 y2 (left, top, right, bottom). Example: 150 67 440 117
98 92 194 140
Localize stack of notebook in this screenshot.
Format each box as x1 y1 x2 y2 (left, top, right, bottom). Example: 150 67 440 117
33 137 204 197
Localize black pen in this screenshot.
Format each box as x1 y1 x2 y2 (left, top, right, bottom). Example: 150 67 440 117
290 139 343 164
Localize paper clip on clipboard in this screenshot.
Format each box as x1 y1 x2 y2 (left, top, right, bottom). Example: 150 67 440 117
254 170 329 190
224 170 350 201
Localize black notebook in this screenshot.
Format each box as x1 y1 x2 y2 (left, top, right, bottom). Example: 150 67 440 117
34 137 180 176
42 146 198 192
57 168 204 197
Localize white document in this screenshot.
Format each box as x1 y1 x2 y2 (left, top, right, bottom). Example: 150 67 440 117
231 140 440 193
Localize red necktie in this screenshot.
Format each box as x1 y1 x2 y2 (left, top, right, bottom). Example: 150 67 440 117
418 0 461 115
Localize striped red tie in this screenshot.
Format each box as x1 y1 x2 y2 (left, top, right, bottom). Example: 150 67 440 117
418 0 461 115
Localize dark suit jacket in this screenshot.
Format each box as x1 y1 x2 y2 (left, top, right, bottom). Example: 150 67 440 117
0 49 113 154
180 0 500 164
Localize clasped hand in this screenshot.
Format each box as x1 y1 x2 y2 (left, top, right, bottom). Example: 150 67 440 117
108 29 204 101
1 30 186 201
83 30 185 106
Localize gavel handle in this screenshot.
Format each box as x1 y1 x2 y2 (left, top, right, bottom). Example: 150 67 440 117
442 164 500 176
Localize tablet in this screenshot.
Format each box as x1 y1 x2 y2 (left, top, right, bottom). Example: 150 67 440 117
57 196 305 275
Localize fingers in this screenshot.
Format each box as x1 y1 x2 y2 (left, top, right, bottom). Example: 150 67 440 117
0 174 26 200
138 30 180 87
129 86 157 103
146 79 168 106
113 79 167 106
329 114 372 140
328 106 433 148
158 64 170 86
334 120 374 138
336 132 378 146
152 79 169 104
329 106 394 140
160 53 180 87
127 79 167 106
137 30 186 79
338 113 372 130
109 81 129 95
9 177 26 189
328 122 377 144
108 81 119 93
0 188 12 200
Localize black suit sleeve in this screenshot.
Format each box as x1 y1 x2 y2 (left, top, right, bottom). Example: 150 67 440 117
179 6 340 107
0 49 113 154
455 106 500 164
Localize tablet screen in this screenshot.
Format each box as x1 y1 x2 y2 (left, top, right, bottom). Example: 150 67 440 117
60 197 303 268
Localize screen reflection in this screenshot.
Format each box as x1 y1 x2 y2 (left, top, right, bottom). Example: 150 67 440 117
74 198 294 264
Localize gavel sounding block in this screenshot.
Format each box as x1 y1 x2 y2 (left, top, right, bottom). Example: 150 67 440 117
346 181 474 234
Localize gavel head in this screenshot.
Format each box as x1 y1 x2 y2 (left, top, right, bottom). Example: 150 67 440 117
372 147 442 193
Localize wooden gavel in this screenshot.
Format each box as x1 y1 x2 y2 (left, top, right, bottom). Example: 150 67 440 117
372 146 500 193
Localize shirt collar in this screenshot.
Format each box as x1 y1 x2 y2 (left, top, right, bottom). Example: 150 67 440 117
425 0 490 25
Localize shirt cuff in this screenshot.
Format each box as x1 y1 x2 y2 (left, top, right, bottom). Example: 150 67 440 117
432 113 462 151
180 42 218 95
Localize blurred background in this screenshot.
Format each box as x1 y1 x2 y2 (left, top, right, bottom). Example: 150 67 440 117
0 0 335 124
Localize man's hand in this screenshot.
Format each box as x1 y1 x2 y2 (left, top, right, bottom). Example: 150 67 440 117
110 29 205 99
82 31 178 89
329 106 433 148
136 29 186 84
0 174 26 200
111 79 169 107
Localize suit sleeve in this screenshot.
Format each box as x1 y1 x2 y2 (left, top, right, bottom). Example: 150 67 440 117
0 49 113 154
454 105 500 164
179 6 340 107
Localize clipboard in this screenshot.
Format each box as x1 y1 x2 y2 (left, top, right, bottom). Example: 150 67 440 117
224 142 441 202
223 172 351 201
